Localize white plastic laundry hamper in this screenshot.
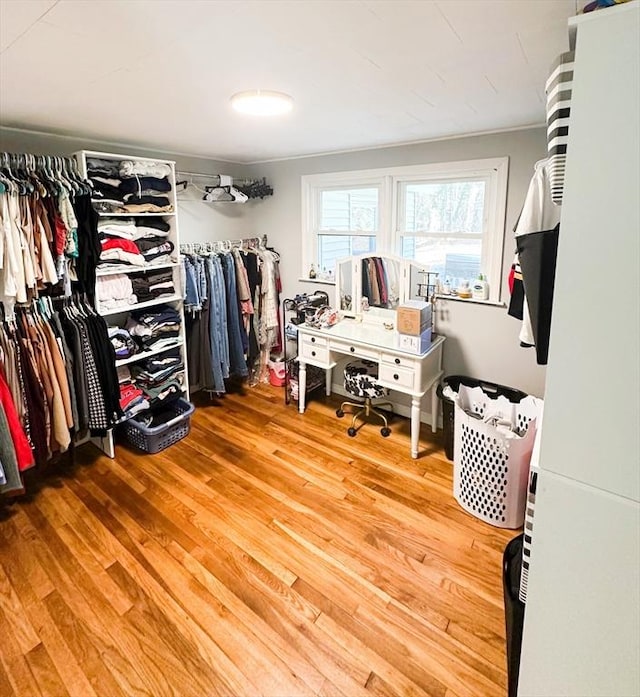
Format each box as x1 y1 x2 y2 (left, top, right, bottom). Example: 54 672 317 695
453 385 543 529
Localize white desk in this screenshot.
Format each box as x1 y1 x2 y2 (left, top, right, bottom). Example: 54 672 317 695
296 319 445 458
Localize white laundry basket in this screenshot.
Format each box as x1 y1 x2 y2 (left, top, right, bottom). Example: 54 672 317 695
453 385 543 529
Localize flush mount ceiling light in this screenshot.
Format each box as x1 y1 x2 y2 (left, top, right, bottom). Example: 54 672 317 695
230 90 293 116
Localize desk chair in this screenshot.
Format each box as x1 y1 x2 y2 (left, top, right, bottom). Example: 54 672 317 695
336 359 393 437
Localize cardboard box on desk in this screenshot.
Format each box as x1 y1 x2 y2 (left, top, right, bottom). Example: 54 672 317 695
396 300 431 335
396 327 432 354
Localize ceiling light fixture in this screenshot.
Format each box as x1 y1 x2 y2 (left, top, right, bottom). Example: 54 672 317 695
230 90 293 116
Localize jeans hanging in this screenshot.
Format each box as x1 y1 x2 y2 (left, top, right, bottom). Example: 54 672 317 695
204 256 226 392
221 253 248 377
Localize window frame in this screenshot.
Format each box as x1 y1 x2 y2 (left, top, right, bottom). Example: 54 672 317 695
301 157 508 301
302 171 391 277
392 158 508 301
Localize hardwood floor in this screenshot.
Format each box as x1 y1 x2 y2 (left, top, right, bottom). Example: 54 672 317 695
0 384 516 697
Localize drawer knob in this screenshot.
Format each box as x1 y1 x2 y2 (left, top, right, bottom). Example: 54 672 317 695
395 358 400 365
311 351 316 357
311 337 316 343
350 347 355 353
393 374 399 380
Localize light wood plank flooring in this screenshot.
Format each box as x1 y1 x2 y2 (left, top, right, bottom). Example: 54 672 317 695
0 384 516 697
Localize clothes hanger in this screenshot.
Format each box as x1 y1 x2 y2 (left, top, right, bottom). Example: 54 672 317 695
0 153 22 194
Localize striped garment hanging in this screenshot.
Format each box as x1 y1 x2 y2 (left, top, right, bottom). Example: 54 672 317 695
545 51 574 206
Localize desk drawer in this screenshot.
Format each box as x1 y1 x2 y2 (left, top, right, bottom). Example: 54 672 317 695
331 340 379 362
300 342 329 365
380 353 415 369
379 363 416 390
301 334 327 349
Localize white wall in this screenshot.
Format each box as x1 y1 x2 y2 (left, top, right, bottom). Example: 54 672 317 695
519 5 640 695
0 125 549 398
245 127 549 397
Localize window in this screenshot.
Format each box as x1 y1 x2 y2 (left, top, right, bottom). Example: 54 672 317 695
302 158 508 301
303 182 381 276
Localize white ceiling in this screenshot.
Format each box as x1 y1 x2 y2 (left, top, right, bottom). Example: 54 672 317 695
0 0 574 163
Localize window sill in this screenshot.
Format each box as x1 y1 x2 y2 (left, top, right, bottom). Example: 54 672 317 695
297 277 336 286
435 294 505 308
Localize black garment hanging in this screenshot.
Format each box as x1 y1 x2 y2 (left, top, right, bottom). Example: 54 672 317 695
242 251 260 369
516 224 560 365
71 195 102 303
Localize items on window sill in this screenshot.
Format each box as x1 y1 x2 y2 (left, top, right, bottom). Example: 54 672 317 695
472 274 490 301
308 264 317 279
456 280 472 299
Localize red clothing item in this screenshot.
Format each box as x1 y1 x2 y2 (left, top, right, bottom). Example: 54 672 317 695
0 372 35 472
101 238 141 255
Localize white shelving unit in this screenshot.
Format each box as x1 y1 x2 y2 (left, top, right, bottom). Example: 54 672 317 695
75 149 189 458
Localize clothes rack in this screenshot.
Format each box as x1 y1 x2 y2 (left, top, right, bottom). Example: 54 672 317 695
179 236 281 394
0 293 122 496
0 151 100 317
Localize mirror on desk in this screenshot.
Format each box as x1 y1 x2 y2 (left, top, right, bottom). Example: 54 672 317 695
335 254 429 320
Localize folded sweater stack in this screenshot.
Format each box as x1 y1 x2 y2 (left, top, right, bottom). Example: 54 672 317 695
87 158 174 214
117 365 149 418
96 274 137 311
126 305 181 351
130 269 175 303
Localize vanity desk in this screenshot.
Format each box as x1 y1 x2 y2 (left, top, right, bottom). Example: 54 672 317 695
296 254 445 459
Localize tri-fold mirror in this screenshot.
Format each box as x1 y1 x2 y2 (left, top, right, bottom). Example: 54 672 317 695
336 254 427 318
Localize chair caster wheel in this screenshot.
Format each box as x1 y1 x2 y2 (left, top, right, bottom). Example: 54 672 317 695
336 409 345 418
347 427 357 437
381 427 391 437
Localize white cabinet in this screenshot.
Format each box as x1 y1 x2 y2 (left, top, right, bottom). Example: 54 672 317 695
537 6 640 502
75 150 189 457
519 5 640 695
519 470 640 697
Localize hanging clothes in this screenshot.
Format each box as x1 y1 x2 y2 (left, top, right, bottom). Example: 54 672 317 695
0 153 99 312
181 241 282 393
360 256 392 309
0 296 122 496
508 159 561 365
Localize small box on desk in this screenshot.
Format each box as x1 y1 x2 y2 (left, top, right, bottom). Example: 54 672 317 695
396 301 431 335
396 327 432 354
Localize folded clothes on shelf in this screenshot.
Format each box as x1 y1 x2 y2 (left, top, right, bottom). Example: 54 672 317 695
120 176 172 194
119 382 150 417
98 218 136 240
135 238 175 265
123 194 171 208
131 360 183 388
117 365 132 384
119 161 172 179
122 202 173 214
96 273 137 310
108 326 138 360
130 269 175 302
133 216 172 240
100 238 146 266
87 158 120 177
143 376 184 407
126 305 181 349
91 178 124 202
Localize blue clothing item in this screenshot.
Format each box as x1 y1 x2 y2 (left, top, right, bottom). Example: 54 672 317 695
182 255 200 311
221 253 248 377
204 256 226 393
210 255 230 378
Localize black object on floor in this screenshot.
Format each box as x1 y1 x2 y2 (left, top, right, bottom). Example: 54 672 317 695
503 533 526 697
